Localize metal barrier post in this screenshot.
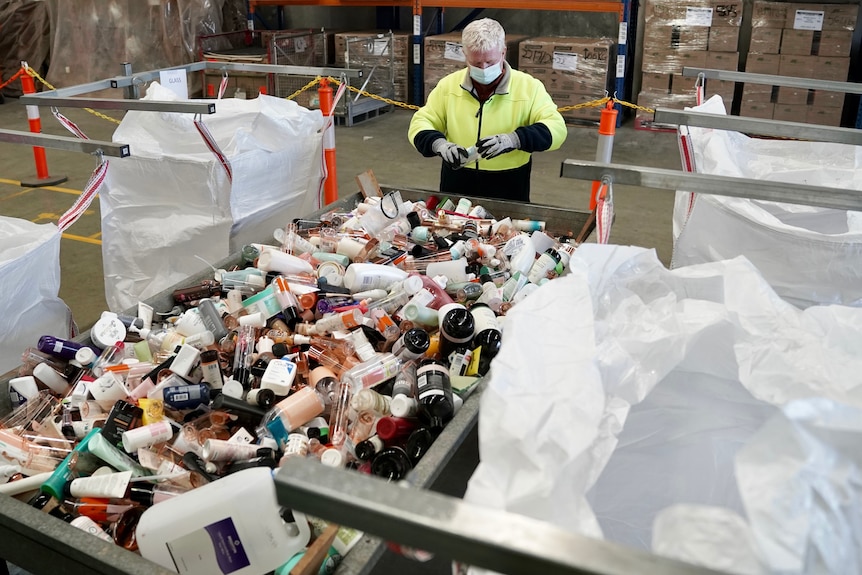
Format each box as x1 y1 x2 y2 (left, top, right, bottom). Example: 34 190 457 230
319 78 338 205
19 61 67 187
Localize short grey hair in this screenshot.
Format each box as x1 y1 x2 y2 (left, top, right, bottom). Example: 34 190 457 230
461 18 506 54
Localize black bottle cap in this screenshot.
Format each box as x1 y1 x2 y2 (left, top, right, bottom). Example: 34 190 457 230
129 483 155 506
317 277 351 295
406 211 421 229
250 358 269 378
403 328 430 354
211 393 266 419
433 235 450 250
272 343 290 358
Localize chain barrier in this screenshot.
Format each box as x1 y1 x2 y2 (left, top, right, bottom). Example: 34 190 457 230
284 76 656 115
19 66 657 125
24 66 123 125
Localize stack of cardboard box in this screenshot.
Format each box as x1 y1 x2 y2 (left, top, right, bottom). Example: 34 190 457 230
743 1 856 126
517 37 615 123
422 32 527 102
637 0 742 128
334 31 410 104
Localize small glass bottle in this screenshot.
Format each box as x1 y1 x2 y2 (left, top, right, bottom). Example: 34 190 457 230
438 306 474 361
370 446 413 481
416 359 454 431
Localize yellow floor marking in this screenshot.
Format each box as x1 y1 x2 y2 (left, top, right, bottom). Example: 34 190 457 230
61 233 101 246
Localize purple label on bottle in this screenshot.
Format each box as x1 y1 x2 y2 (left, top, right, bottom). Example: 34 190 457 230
205 518 251 574
167 517 251 574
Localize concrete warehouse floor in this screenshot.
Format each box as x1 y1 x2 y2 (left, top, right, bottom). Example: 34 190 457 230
0 92 681 574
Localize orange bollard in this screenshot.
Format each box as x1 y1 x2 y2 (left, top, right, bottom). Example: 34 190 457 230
589 100 618 210
19 63 67 187
318 78 338 206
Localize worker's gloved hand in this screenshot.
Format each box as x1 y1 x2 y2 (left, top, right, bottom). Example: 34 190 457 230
477 132 521 159
432 139 470 170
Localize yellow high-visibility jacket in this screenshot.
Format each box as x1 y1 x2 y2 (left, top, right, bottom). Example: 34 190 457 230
409 62 566 201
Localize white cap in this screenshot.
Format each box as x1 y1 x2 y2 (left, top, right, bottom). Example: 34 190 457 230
75 346 97 366
390 394 418 418
33 362 71 395
239 312 267 328
222 378 245 399
320 448 344 468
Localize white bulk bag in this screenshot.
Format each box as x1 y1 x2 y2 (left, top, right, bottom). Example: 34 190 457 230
103 82 324 311
465 244 862 575
672 95 862 308
0 217 73 374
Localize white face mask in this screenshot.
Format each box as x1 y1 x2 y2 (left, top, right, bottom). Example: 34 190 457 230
469 62 502 85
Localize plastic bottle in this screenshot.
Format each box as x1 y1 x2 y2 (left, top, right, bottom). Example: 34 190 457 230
37 336 91 361
416 360 454 430
342 263 408 293
527 248 562 284
340 353 401 391
136 467 311 574
351 388 391 416
262 387 326 447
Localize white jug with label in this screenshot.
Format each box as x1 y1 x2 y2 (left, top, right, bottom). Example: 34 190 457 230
136 467 310 574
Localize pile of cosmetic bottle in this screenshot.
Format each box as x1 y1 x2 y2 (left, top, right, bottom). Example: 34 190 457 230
2 192 578 565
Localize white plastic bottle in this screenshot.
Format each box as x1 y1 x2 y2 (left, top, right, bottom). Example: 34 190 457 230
342 263 408 293
136 467 310 574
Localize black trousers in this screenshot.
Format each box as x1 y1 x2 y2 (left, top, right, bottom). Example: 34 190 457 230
439 158 532 203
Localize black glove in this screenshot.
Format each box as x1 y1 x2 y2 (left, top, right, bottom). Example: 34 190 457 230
432 139 469 170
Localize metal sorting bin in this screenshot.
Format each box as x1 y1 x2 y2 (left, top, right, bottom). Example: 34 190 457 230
0 188 591 575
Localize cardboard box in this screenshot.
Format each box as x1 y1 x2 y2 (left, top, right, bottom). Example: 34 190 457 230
811 89 845 108
778 54 817 77
817 30 853 56
706 50 739 70
671 75 698 96
780 29 814 54
752 1 789 28
824 4 858 30
812 56 850 81
745 53 781 74
807 105 842 126
424 32 527 68
551 92 603 122
743 83 773 102
643 0 742 27
772 103 809 121
635 91 698 128
203 72 267 99
749 27 781 53
739 100 775 119
642 25 709 51
525 66 610 95
642 48 708 74
518 37 614 70
784 4 826 30
641 72 671 93
776 86 810 105
710 0 744 27
709 26 740 51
